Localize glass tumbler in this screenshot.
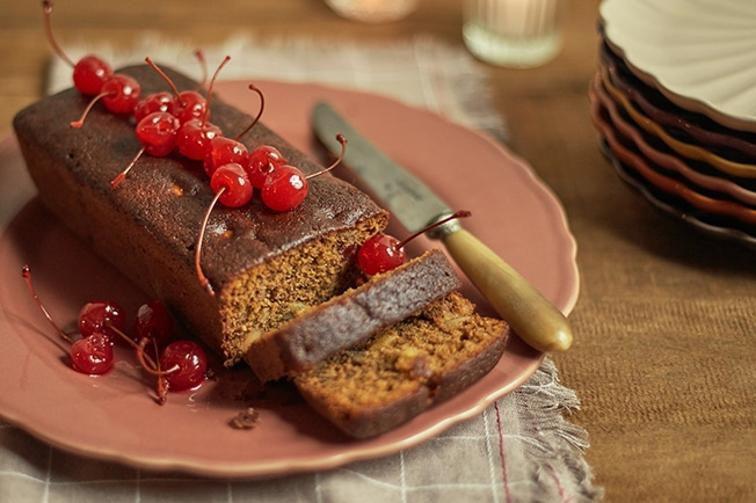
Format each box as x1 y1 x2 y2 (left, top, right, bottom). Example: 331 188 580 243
463 0 564 68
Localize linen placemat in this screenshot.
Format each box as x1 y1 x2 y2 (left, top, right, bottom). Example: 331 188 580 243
0 35 600 502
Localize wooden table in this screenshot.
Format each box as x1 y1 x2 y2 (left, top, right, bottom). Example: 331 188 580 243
1 1 754 500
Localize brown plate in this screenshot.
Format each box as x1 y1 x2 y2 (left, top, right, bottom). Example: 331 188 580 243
591 72 756 206
0 80 579 478
599 140 756 250
598 65 756 180
599 42 756 160
590 85 756 226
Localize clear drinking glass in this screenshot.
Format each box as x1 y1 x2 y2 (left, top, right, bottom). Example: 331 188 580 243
463 0 564 68
325 0 419 23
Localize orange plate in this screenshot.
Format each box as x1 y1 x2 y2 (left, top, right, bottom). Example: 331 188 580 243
0 81 578 478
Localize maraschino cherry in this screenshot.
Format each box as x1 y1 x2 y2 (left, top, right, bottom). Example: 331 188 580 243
134 91 175 122
134 50 206 122
109 111 181 187
134 338 208 399
247 145 286 189
21 265 114 375
195 163 253 295
70 334 114 374
357 210 472 276
135 300 174 346
42 1 112 96
69 74 142 127
159 341 208 391
203 84 264 177
175 56 230 160
79 300 126 343
261 134 347 212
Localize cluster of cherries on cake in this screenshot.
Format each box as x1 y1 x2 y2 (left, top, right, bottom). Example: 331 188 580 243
22 265 207 403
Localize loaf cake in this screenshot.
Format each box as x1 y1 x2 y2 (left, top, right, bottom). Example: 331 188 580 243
13 64 388 364
246 250 461 382
295 292 508 438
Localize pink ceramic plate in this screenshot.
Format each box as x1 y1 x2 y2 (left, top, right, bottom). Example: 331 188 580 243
0 80 578 478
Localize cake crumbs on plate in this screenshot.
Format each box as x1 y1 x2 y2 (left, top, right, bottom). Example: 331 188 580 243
229 407 260 430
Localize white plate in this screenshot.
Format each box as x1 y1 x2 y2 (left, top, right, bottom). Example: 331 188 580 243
600 0 756 133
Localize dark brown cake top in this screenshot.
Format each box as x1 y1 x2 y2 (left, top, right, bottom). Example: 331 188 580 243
13 64 385 288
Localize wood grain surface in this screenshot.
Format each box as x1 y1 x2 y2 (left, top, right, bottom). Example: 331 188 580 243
1 0 754 500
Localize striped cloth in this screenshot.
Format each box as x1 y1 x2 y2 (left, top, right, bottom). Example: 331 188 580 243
0 35 601 503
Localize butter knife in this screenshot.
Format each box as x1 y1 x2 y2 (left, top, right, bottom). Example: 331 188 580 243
311 102 573 352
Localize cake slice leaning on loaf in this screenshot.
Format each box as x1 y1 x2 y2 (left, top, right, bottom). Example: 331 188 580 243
245 250 461 382
13 64 388 364
295 292 508 438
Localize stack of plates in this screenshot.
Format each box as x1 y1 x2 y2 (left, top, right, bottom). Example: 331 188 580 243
592 0 756 248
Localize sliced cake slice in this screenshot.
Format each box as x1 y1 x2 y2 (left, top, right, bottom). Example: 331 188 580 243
245 250 460 382
294 292 508 438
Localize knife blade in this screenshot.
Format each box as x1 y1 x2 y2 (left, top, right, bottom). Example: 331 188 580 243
311 102 573 352
312 102 451 233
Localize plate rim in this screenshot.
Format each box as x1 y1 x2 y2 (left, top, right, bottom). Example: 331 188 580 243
599 0 756 133
0 79 579 478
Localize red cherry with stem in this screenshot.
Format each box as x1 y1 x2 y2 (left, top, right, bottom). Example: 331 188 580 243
202 84 264 176
210 163 253 208
159 340 208 391
203 136 248 177
357 210 472 276
134 92 176 121
79 301 126 343
73 56 113 96
69 74 141 128
42 2 113 95
136 300 174 346
101 74 141 114
176 119 222 161
70 333 114 375
176 90 207 124
21 265 73 344
261 134 346 212
246 145 286 189
110 111 181 188
356 234 406 276
195 164 253 295
144 57 205 124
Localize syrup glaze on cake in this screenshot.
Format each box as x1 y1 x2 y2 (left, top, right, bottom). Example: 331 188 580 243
13 64 388 363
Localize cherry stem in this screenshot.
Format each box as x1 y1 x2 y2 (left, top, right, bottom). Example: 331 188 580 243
201 55 231 125
306 134 347 180
110 147 145 189
21 265 74 344
193 49 207 89
42 1 74 68
69 91 110 128
136 338 180 376
145 57 182 103
104 320 156 364
234 84 264 140
153 338 168 405
397 210 472 249
195 188 225 296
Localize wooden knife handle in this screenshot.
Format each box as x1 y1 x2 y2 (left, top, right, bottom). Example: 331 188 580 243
441 228 573 352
